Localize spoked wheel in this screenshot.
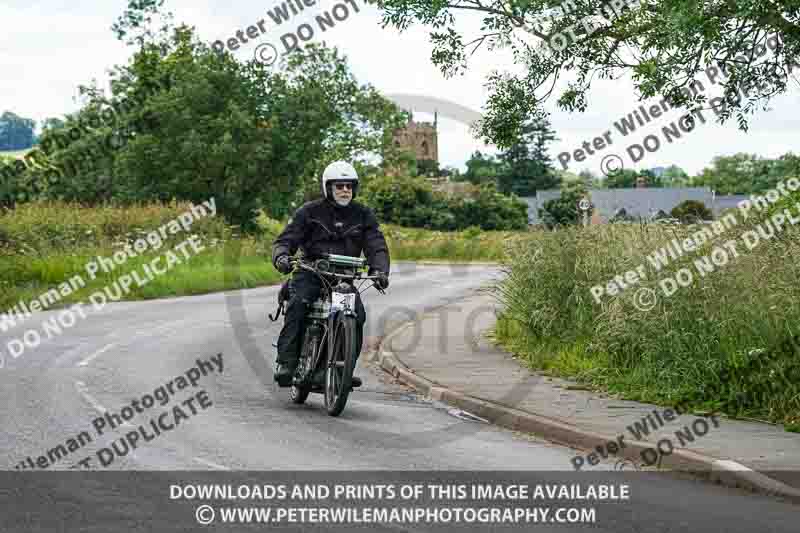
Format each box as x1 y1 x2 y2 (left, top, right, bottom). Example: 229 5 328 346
325 315 356 416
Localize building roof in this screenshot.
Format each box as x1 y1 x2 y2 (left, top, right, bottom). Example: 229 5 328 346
712 194 749 215
524 187 717 224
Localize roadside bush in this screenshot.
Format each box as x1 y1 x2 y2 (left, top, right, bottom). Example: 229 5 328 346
361 174 528 231
0 200 224 256
763 180 800 220
451 182 529 230
0 158 55 207
256 210 286 239
609 208 637 223
538 182 591 228
671 199 712 222
360 174 437 227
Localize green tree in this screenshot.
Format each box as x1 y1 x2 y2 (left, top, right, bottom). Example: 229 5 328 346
41 118 66 132
744 152 800 194
639 169 663 187
360 174 456 229
440 165 461 180
462 150 504 185
558 170 582 183
29 2 405 227
373 0 800 148
578 169 600 188
497 116 560 196
416 158 441 177
662 165 690 187
361 174 528 230
604 169 636 188
381 147 418 179
604 168 662 188
452 182 529 230
692 153 778 194
539 181 591 228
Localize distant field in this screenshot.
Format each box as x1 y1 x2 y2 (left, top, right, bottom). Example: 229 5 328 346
0 148 33 159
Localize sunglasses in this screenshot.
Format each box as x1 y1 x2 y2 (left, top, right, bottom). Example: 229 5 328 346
334 182 354 191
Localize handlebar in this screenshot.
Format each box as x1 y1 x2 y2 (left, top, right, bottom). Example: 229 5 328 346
289 258 387 297
269 257 386 322
290 257 384 279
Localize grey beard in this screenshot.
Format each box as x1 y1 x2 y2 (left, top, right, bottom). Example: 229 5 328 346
334 197 351 207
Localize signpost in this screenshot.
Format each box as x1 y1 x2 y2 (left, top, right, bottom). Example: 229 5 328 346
578 198 591 228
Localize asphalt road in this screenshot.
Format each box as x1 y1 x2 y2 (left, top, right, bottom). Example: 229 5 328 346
0 263 796 531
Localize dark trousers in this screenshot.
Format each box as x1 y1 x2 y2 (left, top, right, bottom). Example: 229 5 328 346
276 271 366 366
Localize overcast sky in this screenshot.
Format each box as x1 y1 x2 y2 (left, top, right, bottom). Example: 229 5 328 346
2 0 799 176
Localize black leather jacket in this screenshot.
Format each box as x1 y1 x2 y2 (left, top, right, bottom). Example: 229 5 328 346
271 198 390 273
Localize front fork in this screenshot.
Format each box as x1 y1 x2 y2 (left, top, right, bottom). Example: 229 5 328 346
327 296 358 368
327 309 351 368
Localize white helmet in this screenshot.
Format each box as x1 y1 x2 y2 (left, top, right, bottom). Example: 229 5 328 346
321 161 359 200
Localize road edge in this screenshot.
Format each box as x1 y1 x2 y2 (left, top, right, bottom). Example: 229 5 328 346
372 298 800 505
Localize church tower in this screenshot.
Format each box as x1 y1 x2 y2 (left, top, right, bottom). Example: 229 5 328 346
391 109 439 164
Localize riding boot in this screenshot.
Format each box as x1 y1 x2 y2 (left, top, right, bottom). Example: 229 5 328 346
274 360 298 387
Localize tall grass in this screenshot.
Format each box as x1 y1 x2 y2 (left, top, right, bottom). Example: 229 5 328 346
494 197 800 430
382 225 524 262
0 203 523 314
0 201 280 311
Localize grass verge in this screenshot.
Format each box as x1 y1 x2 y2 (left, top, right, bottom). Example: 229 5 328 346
494 194 800 431
1 202 521 316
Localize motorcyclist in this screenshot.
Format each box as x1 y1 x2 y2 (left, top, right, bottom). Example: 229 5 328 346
271 161 390 387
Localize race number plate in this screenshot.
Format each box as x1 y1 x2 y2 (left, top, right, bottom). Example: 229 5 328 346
331 292 356 311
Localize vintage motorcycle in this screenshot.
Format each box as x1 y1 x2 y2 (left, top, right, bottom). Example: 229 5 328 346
269 253 385 416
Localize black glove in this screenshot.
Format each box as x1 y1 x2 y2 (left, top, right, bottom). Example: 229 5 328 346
370 268 389 290
275 255 292 275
